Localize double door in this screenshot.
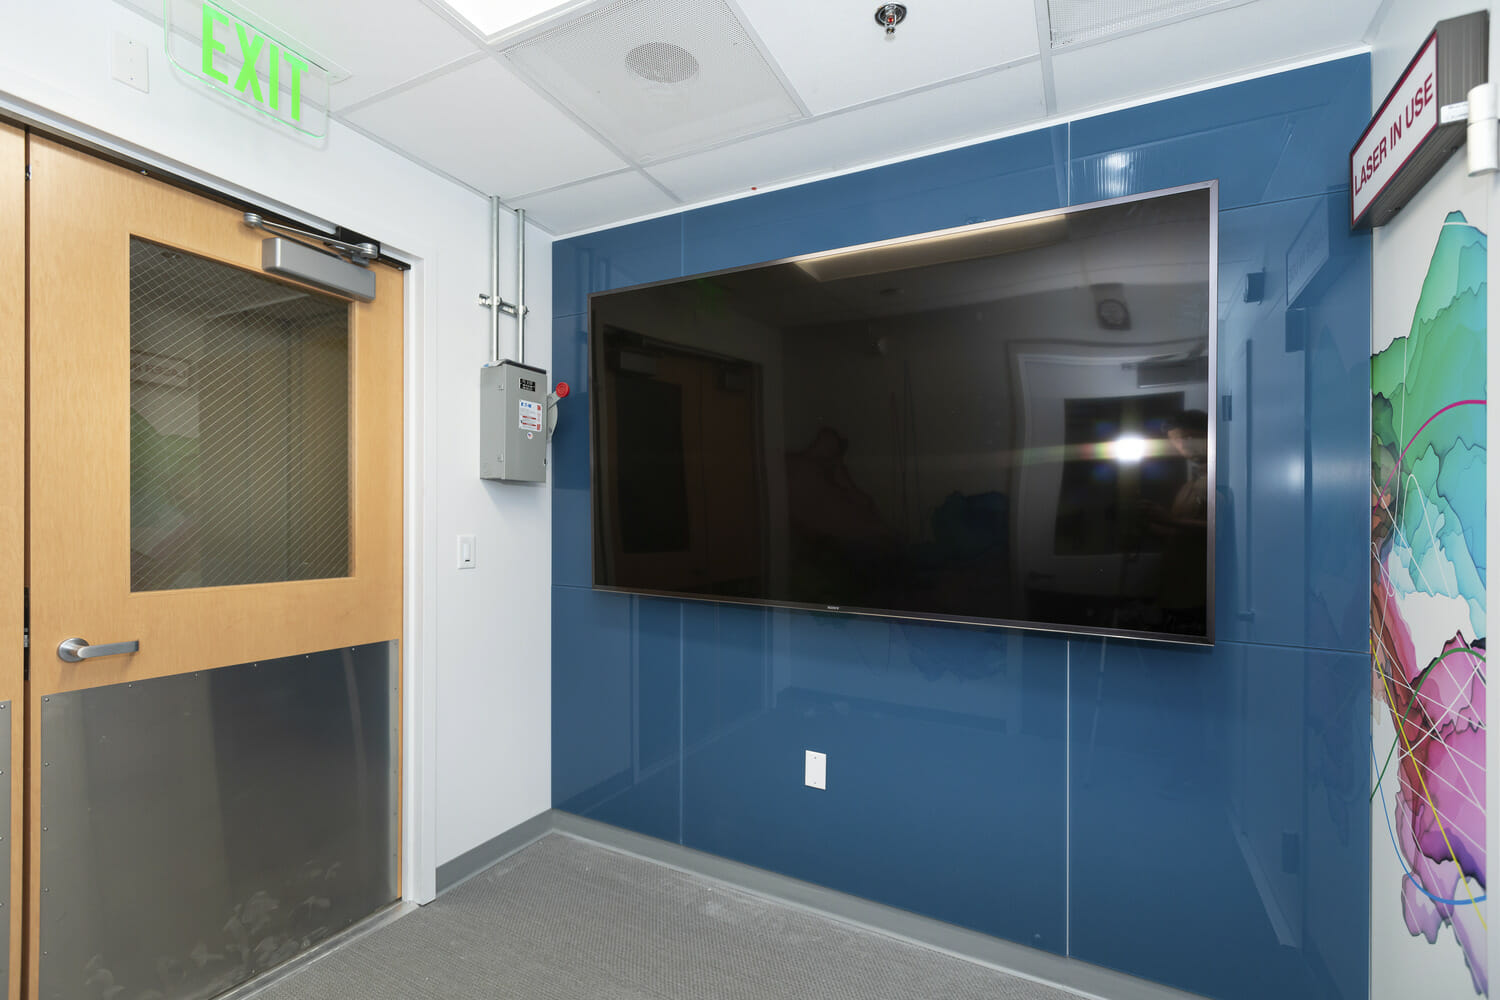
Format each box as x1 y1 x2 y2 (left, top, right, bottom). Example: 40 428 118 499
2 125 405 999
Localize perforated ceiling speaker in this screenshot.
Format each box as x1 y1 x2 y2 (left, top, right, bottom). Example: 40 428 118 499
501 0 804 164
1046 0 1251 48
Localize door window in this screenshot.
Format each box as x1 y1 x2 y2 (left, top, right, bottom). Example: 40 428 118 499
129 237 351 591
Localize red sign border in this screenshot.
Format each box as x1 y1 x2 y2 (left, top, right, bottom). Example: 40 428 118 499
1350 29 1440 229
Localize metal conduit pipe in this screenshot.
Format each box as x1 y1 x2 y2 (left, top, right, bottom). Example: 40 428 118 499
486 198 528 365
515 208 527 363
489 196 503 364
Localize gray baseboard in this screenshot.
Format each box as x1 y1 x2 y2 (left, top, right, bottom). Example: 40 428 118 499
435 809 557 893
442 809 1208 1000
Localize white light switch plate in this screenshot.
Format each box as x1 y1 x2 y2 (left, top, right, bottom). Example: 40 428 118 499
457 534 476 569
111 34 149 93
804 750 826 790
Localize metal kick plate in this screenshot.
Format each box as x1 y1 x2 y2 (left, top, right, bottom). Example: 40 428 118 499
40 645 397 1000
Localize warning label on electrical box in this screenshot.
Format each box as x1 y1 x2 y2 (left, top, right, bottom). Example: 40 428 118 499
519 398 543 432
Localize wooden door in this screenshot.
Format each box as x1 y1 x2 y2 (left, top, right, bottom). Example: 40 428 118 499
26 138 403 999
0 122 24 1000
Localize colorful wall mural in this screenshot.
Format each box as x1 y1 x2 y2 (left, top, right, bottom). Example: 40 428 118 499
1371 170 1489 997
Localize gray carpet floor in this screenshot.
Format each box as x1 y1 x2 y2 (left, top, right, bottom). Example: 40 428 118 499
254 833 1086 1000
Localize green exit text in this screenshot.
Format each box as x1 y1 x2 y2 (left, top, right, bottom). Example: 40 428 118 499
200 2 311 122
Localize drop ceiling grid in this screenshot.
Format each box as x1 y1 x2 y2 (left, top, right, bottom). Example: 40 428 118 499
114 0 485 110
546 44 1367 239
732 0 1043 116
318 0 688 213
510 169 682 233
498 49 1048 204
642 61 1050 204
498 0 806 164
1047 0 1382 111
196 0 1383 234
1046 0 1252 48
340 57 631 198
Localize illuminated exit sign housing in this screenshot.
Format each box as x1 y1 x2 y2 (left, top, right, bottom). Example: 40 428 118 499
165 0 335 137
1350 11 1488 230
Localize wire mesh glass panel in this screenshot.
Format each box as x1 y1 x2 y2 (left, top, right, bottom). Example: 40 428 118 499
130 237 351 591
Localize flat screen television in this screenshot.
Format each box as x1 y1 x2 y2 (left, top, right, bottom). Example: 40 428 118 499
589 183 1217 644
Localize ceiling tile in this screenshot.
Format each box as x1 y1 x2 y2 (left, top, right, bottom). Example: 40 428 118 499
646 63 1047 204
736 0 1041 115
512 171 681 234
500 0 804 163
1049 0 1381 115
1045 0 1251 47
341 57 627 196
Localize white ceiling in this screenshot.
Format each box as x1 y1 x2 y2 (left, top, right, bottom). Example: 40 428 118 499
123 0 1386 235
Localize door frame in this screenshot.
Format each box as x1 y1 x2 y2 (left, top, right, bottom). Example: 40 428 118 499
0 121 25 1000
3 109 439 905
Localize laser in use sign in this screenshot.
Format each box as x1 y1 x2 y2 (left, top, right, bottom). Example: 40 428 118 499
1349 11 1489 230
1351 38 1437 225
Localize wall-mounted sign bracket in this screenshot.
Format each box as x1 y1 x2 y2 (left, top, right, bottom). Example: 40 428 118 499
1350 10 1489 230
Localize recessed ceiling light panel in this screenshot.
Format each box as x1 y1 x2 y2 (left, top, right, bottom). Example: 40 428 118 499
435 0 588 40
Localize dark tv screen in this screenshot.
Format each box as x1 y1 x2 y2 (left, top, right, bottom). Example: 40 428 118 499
589 184 1216 644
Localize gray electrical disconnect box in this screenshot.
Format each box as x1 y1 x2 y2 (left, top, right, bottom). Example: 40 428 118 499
480 360 548 483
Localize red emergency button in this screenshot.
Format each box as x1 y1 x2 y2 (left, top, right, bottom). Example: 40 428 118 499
554 381 570 399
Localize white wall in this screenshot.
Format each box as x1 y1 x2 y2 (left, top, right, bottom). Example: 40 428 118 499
0 0 553 899
1368 2 1493 997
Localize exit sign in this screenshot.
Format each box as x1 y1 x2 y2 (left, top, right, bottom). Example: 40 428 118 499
165 0 332 137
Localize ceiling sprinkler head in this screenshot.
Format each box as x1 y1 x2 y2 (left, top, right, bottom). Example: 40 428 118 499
875 3 906 36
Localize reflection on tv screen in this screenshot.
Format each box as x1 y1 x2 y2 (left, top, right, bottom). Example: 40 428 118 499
590 185 1215 643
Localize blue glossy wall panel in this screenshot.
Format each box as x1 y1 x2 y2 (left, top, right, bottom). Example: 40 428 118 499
1067 638 1368 1000
553 53 1372 1000
553 213 683 319
1069 59 1370 208
682 601 767 749
553 312 591 588
682 613 1069 950
1301 224 1374 651
683 126 1069 273
552 586 634 811
1213 194 1371 653
553 589 682 843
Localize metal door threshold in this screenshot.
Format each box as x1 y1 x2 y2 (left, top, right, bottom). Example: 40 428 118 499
214 902 416 1000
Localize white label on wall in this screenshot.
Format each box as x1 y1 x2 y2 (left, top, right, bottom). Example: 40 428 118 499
519 398 543 432
1351 35 1439 226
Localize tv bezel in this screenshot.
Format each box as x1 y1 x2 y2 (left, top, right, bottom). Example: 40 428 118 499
586 180 1219 646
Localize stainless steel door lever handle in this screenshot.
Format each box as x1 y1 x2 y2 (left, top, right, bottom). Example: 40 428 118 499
57 637 140 663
